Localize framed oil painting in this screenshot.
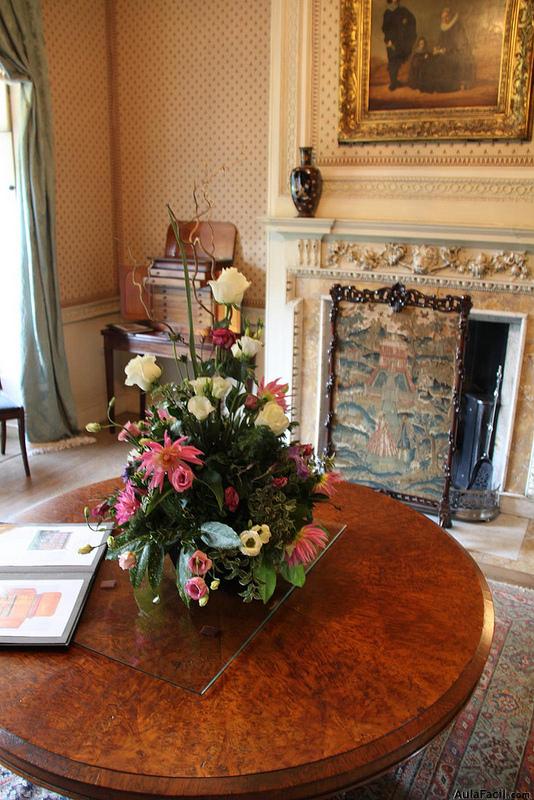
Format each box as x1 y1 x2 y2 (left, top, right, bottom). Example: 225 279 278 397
325 283 472 526
339 0 534 142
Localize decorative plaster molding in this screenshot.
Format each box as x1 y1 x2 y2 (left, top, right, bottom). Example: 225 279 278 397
324 176 534 202
289 266 534 295
527 439 534 498
327 242 530 281
62 296 121 325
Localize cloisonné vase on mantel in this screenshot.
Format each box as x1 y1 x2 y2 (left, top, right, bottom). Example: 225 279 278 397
290 146 322 217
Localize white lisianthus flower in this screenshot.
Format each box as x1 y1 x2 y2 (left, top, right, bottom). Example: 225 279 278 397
231 335 262 360
124 354 162 392
208 267 251 306
239 529 263 557
187 395 215 421
254 401 289 436
252 524 271 544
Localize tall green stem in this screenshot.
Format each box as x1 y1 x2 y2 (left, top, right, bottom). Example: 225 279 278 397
167 205 199 377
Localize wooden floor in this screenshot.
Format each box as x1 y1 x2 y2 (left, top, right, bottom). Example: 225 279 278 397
0 424 129 521
1 422 533 587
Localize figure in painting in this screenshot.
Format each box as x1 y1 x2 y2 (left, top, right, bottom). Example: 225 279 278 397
427 7 476 92
408 37 432 91
382 0 417 90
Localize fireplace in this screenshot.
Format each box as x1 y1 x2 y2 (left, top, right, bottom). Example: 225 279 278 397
263 216 534 508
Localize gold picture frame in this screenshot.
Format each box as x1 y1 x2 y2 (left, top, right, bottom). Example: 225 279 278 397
339 0 534 142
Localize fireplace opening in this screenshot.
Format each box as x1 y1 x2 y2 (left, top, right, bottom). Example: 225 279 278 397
453 319 509 492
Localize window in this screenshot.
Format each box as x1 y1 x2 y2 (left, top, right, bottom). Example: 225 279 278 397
0 80 22 400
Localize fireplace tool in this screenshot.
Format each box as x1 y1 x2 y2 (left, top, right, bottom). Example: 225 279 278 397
450 365 503 522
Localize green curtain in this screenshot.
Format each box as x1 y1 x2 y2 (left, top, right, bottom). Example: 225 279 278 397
0 0 78 441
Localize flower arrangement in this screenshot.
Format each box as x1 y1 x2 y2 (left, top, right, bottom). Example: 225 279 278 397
85 209 339 607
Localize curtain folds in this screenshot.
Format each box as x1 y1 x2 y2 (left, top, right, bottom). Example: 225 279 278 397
0 0 78 442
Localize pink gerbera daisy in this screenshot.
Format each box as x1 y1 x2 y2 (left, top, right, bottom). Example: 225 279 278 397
285 524 328 567
139 431 204 493
114 482 141 525
258 378 289 412
314 471 343 497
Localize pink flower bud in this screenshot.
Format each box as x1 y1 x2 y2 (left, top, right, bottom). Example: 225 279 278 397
224 486 240 512
244 394 259 411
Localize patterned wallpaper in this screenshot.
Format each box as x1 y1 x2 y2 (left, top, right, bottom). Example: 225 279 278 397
41 0 270 308
41 0 117 306
110 0 271 308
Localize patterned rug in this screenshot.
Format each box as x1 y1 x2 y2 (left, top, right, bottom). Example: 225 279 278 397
1 581 532 800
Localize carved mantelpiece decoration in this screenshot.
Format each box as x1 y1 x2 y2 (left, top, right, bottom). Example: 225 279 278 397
291 238 534 295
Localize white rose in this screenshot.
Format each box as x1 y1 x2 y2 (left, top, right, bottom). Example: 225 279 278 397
190 376 232 399
231 335 262 360
255 401 289 436
211 376 233 399
124 354 162 392
189 376 210 396
208 267 251 306
187 395 215 421
239 529 263 557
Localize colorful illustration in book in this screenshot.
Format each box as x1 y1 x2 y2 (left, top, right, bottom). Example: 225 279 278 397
28 530 71 551
0 588 62 629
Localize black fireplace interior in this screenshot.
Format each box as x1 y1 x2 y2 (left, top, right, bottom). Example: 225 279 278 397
453 319 509 490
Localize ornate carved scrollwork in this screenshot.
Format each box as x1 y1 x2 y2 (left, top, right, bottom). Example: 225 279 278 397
327 241 530 281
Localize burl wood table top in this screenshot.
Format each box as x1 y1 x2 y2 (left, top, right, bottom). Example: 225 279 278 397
1 481 494 800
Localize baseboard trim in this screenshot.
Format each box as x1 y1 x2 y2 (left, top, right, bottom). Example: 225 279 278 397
499 492 534 519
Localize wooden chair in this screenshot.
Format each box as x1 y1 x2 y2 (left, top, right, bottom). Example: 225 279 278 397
0 380 30 477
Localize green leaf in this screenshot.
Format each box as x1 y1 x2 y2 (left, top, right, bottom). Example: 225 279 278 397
280 562 306 588
130 543 150 588
200 521 241 549
197 468 224 511
177 546 193 607
254 560 277 603
147 544 165 591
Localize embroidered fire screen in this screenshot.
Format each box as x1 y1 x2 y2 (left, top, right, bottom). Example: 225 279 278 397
326 283 472 526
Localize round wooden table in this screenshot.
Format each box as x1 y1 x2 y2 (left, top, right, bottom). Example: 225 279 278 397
0 480 494 800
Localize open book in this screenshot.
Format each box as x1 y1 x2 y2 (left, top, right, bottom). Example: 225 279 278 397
0 523 110 646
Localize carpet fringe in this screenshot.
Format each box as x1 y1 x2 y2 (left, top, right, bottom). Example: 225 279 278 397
28 435 97 456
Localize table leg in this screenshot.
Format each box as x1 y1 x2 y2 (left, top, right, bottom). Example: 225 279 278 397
103 338 115 434
140 390 146 419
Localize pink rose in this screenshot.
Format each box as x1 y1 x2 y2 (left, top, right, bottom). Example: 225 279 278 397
118 421 141 442
224 486 240 512
118 551 137 570
272 477 288 489
187 550 213 576
169 463 194 492
185 576 208 601
244 394 259 411
211 327 238 349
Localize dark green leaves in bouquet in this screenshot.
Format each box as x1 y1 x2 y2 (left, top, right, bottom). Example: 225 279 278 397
254 557 277 603
129 543 151 588
147 543 165 590
197 468 224 511
177 546 193 607
200 521 241 549
280 561 306 588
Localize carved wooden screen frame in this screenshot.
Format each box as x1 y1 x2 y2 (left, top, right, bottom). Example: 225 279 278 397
325 283 472 526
